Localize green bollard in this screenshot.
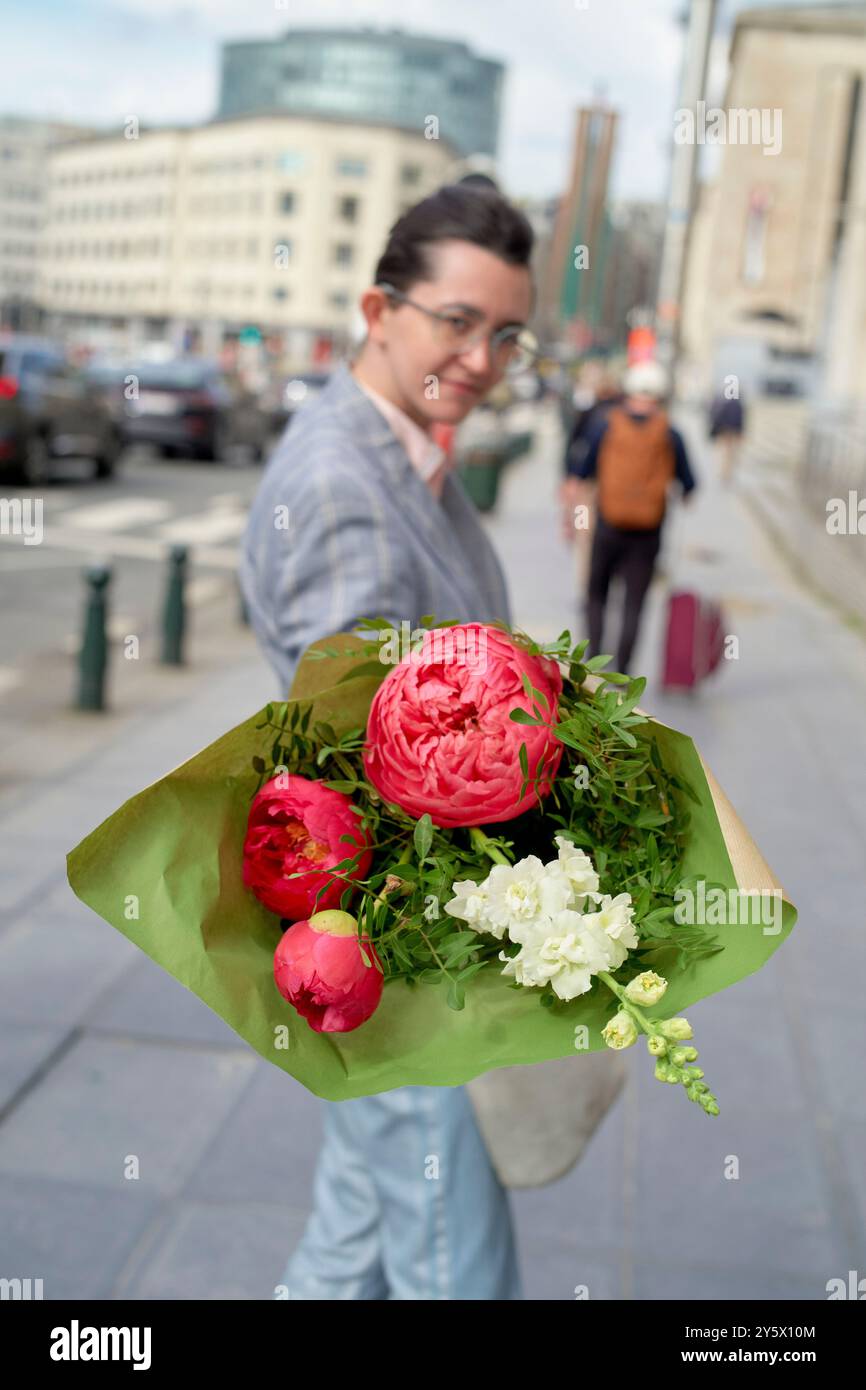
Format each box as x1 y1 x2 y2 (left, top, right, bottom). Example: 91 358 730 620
76 562 111 710
161 544 188 665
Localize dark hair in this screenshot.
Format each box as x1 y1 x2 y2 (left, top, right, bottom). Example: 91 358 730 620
373 182 534 294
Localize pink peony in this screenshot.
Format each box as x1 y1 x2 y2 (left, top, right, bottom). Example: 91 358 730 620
243 773 372 921
274 909 383 1032
362 622 563 828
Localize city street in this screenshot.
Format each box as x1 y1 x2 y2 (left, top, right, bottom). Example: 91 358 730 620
0 445 266 798
0 398 862 1300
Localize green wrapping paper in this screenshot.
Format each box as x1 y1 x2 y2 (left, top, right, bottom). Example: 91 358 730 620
65 632 797 1101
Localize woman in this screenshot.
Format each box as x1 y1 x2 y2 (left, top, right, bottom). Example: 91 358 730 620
240 182 538 1299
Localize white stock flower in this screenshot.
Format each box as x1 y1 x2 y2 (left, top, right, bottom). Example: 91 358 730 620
552 835 600 904
483 855 572 941
500 907 623 1002
587 893 638 954
444 879 498 934
444 839 635 1011
498 945 559 990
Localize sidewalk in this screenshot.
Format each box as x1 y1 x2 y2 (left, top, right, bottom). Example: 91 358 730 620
0 399 863 1300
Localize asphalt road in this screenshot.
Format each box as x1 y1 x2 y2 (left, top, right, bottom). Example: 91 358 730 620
0 442 269 695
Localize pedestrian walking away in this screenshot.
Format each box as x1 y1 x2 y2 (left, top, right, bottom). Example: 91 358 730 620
565 359 698 675
707 382 747 486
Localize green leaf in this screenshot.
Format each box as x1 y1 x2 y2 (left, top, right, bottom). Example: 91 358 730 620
583 653 614 672
609 677 647 722
388 864 421 885
414 813 433 862
456 960 489 983
447 979 466 1011
252 755 266 774
509 708 539 725
634 808 671 828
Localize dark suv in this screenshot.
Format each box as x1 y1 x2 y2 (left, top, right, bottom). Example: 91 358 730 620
114 357 271 462
0 335 122 484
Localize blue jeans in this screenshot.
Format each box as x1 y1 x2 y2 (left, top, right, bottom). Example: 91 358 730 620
280 1084 523 1300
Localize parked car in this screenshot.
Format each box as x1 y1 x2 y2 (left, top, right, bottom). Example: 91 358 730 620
261 369 331 433
108 357 272 461
0 335 123 484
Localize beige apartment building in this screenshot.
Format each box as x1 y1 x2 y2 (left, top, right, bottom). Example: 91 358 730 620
680 5 866 408
37 112 460 360
0 116 97 331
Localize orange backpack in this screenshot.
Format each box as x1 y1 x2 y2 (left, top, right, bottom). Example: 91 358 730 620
597 407 675 529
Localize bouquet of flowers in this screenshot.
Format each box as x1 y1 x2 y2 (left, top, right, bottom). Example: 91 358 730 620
66 618 796 1113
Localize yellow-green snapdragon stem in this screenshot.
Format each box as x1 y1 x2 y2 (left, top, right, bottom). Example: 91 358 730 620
597 969 721 1116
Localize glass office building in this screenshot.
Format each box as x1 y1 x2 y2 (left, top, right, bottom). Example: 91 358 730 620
217 27 503 159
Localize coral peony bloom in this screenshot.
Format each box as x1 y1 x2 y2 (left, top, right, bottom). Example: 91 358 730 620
274 909 383 1032
243 774 372 921
363 622 563 828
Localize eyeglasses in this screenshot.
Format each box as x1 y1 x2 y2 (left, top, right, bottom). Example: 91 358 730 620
377 282 539 376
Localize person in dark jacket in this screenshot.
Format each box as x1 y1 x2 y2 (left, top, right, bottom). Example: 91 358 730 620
565 359 697 673
708 385 746 485
564 373 624 477
558 371 623 542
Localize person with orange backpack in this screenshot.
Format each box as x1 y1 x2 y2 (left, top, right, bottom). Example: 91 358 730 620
565 360 697 674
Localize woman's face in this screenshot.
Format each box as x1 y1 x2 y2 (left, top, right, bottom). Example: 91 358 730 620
373 238 534 427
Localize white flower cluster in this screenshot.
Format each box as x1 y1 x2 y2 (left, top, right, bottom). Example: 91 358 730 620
444 835 637 1002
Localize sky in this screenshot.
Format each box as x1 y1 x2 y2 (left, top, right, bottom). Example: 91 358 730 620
2 0 833 204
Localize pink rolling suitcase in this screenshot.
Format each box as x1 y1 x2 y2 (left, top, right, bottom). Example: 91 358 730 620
661 591 725 691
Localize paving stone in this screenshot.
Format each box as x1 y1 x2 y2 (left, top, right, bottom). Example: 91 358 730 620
0 904 135 1028
114 1201 311 1300
0 1021 69 1113
0 1173 161 1300
84 952 243 1049
0 1033 255 1196
187 1059 322 1204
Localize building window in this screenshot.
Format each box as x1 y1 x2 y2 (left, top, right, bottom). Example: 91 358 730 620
272 286 290 301
333 243 354 267
278 150 306 173
278 190 296 214
329 291 350 309
335 157 367 177
338 195 358 223
401 164 422 185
